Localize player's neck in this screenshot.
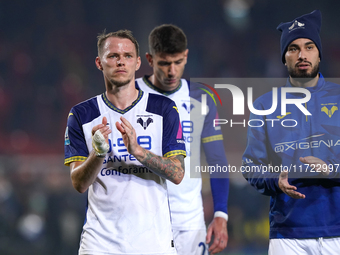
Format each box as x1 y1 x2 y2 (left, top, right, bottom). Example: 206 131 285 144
148 75 159 88
149 74 180 92
105 81 139 110
289 74 319 88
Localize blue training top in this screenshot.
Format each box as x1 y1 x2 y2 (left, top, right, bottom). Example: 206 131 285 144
242 73 340 239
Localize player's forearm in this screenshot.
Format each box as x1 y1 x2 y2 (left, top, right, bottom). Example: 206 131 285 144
70 151 104 193
242 166 280 196
133 146 185 184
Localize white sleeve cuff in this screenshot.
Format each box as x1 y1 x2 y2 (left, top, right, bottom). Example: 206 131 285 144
214 211 228 222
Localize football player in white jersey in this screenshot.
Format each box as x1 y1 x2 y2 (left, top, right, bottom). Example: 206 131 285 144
136 25 229 255
64 30 186 255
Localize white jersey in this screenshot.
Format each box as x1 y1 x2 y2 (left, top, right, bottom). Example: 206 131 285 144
64 89 186 255
137 77 222 231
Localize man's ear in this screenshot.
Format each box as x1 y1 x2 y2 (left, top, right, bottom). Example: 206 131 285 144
136 56 141 71
183 49 189 65
184 49 189 58
145 52 153 67
95 56 103 70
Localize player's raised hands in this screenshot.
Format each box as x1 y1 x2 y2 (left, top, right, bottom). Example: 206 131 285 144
116 116 140 156
92 117 111 157
116 116 184 184
71 117 112 193
278 170 306 199
92 117 111 138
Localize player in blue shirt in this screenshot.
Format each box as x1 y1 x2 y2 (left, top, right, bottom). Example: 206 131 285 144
242 10 340 254
64 30 186 255
137 24 229 255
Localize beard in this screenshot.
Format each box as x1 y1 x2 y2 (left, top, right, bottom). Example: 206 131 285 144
110 77 131 87
288 61 319 83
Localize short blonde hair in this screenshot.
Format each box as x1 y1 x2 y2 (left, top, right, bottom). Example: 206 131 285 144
97 29 139 57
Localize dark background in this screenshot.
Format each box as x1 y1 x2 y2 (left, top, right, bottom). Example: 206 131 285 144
1 1 339 254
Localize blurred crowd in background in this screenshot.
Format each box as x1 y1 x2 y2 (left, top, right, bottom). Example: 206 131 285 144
1 0 340 254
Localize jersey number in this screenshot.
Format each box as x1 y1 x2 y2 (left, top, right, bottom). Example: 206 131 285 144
182 120 193 133
199 242 206 255
182 120 194 143
108 136 152 153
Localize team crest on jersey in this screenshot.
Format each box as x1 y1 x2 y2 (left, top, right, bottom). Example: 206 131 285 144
182 102 194 113
321 103 338 118
136 115 153 130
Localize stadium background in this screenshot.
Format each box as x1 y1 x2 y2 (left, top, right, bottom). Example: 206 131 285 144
1 1 340 254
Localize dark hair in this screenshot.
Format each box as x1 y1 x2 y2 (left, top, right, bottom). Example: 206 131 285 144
148 24 187 55
97 29 139 57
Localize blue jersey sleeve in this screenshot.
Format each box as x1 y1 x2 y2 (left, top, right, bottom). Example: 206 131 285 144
201 89 229 214
64 108 89 165
209 174 229 214
242 100 282 196
64 97 101 165
204 140 229 214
